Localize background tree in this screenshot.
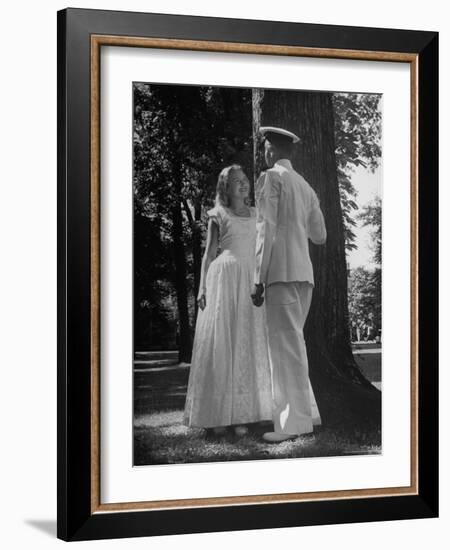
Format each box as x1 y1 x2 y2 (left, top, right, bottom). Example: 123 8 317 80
134 84 195 361
133 208 177 350
253 88 380 430
358 195 382 265
347 195 382 340
333 93 382 252
348 266 381 341
133 83 252 359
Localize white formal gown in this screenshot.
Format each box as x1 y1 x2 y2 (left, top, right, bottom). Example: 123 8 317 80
183 204 273 428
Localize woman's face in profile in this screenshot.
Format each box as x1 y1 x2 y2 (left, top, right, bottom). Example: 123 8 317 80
228 169 250 200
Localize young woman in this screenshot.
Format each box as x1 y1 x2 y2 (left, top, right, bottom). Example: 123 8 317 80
183 165 273 436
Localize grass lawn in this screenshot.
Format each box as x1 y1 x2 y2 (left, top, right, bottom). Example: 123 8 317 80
134 410 380 465
353 346 382 390
133 354 381 465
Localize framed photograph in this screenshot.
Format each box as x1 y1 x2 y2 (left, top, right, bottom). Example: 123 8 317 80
57 8 438 541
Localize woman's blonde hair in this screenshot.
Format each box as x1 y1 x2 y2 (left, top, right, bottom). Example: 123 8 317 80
214 164 249 207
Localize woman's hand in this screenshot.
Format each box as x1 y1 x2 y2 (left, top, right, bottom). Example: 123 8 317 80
197 293 206 311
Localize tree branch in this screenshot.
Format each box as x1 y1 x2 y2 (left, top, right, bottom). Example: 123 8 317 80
181 198 195 227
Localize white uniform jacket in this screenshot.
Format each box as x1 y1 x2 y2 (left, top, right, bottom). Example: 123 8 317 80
254 159 326 286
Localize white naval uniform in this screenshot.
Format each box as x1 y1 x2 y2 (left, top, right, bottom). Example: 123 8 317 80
254 158 326 435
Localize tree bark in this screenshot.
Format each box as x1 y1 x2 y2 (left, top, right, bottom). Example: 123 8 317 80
181 198 202 320
170 199 192 363
193 202 202 318
253 88 381 430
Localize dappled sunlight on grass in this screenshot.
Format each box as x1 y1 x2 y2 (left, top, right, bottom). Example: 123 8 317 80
133 357 382 465
134 408 381 465
266 435 316 456
134 410 184 428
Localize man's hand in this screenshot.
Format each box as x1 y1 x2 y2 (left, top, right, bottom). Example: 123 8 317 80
251 283 265 307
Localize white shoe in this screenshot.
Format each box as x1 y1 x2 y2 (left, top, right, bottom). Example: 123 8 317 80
262 431 298 443
234 425 249 436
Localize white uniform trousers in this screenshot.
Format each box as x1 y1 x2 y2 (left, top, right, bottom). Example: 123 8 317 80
265 281 321 435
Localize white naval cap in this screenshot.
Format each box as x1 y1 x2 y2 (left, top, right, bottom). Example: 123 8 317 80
259 126 300 143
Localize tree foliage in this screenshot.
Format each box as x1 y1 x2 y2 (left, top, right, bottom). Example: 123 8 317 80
348 266 382 340
358 195 382 266
134 84 252 208
133 83 252 352
348 194 382 340
332 93 382 252
134 211 177 350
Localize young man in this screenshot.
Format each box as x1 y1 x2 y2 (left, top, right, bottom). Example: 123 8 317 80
252 126 327 443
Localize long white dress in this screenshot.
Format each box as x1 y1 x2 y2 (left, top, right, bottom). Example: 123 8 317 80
183 204 273 428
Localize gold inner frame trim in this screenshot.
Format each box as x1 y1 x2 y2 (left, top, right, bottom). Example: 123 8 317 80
90 34 419 514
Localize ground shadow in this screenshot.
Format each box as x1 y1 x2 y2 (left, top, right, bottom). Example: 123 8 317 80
25 519 56 538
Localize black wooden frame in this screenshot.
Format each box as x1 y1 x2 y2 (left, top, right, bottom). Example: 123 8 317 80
57 8 438 541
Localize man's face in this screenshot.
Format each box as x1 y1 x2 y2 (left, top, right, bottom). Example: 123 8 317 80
264 139 277 168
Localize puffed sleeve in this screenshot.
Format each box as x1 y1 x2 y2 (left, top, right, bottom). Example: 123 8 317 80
206 205 224 229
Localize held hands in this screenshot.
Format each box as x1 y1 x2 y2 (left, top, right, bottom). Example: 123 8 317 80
251 283 265 307
197 292 206 311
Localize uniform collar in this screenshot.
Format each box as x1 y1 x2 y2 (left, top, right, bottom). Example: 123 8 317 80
274 158 293 170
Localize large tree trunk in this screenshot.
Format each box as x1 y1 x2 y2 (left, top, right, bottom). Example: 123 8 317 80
170 200 192 363
253 88 380 430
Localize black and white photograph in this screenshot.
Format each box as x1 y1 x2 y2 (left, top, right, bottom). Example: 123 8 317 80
0 0 444 545
133 82 382 466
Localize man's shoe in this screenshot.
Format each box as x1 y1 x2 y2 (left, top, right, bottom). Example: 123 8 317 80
262 431 298 443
